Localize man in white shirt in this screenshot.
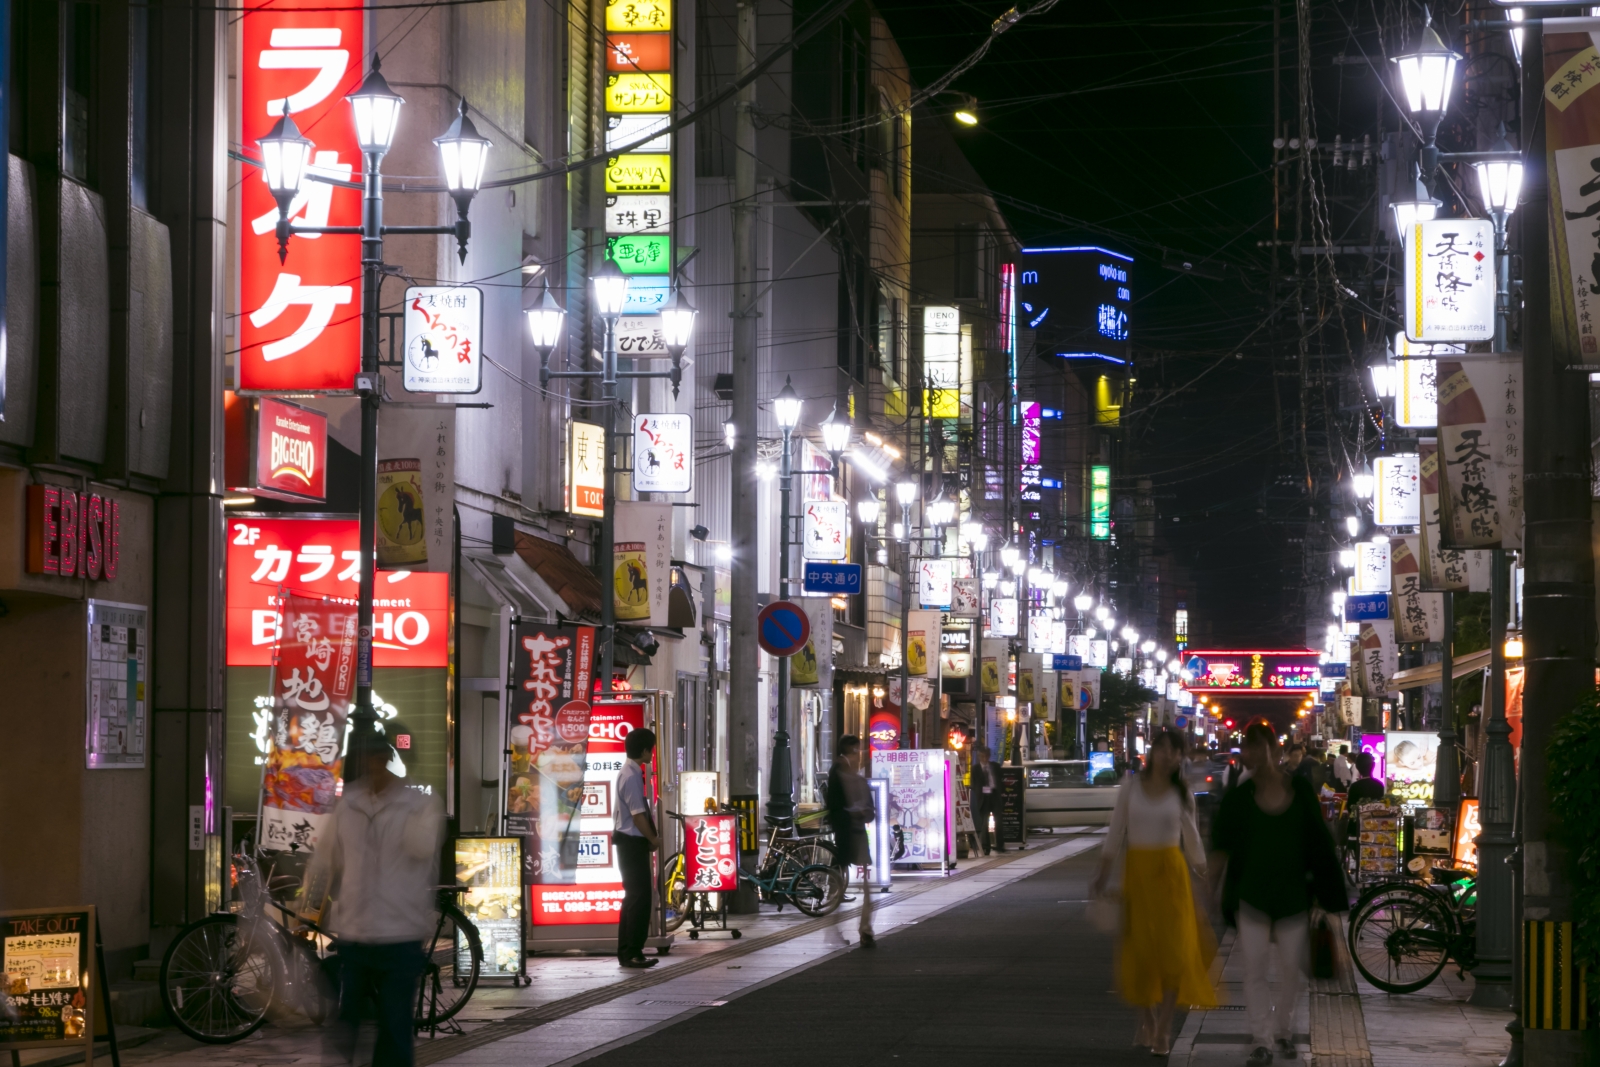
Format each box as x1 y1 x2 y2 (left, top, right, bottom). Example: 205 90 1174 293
309 727 442 1067
614 727 660 968
1330 744 1354 790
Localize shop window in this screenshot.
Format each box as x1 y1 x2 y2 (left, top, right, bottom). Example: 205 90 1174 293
62 2 98 185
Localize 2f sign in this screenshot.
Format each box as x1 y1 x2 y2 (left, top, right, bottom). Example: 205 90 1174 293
239 1 365 392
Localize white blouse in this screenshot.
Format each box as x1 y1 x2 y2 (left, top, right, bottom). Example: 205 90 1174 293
1106 773 1206 871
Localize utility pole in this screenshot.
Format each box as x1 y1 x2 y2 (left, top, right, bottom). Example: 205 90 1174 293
727 0 762 904
1517 27 1595 1062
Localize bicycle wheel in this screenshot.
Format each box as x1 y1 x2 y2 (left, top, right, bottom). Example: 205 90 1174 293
159 914 274 1044
1349 887 1453 993
415 904 480 1029
660 851 688 932
783 836 840 870
788 864 845 917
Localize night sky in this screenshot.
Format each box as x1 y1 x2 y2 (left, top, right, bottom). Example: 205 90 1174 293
882 0 1329 649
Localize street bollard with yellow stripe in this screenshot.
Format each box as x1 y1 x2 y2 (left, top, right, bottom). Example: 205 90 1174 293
1524 921 1590 1031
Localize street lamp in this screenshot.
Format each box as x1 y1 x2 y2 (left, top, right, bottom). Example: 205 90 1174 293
1352 468 1375 500
657 284 696 398
857 498 880 527
526 281 566 355
820 404 852 497
1474 127 1523 354
1393 11 1460 139
1389 166 1441 241
893 476 917 745
768 376 803 826
261 55 493 772
1074 593 1093 612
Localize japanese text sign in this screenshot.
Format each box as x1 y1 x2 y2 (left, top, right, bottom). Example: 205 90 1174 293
1397 358 1438 429
240 0 365 392
568 421 606 517
0 908 95 1049
259 592 357 852
682 814 739 892
225 516 449 667
632 413 691 493
1436 357 1524 550
1374 454 1420 527
801 500 848 561
1404 219 1494 342
918 559 953 609
1354 540 1391 594
403 286 483 394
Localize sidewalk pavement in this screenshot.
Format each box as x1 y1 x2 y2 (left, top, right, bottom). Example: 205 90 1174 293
108 832 1099 1067
1172 920 1514 1067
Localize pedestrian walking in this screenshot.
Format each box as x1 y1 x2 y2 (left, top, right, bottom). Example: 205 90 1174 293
825 734 876 947
1344 751 1386 806
1210 723 1347 1066
1093 728 1216 1056
970 745 1004 854
615 727 660 969
309 729 443 1067
1330 745 1354 790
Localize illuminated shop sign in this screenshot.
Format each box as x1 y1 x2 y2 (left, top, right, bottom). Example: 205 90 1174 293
1017 246 1133 364
1090 464 1110 540
1181 650 1323 691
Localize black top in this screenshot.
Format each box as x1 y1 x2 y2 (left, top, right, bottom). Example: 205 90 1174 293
1346 777 1386 806
1212 774 1348 925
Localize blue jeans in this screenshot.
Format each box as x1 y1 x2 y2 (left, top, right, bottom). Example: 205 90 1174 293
331 940 424 1067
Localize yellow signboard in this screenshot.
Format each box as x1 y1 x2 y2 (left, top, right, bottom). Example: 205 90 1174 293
606 0 671 31
606 73 672 113
605 154 671 194
567 420 605 517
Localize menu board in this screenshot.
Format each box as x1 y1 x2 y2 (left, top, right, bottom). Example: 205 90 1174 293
1412 807 1454 858
454 839 523 977
0 908 94 1051
998 766 1027 844
86 601 147 769
871 750 953 866
1358 807 1403 880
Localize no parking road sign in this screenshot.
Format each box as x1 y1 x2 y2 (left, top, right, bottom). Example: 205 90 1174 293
757 600 810 658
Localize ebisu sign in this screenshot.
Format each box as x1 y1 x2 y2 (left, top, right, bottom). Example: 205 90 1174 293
239 0 365 393
26 486 122 581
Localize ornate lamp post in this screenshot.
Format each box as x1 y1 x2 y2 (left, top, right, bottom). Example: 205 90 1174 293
767 377 804 825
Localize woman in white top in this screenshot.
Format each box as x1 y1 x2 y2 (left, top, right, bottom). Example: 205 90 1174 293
1092 728 1217 1055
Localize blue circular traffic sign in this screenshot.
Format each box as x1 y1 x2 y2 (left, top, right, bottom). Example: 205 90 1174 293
757 600 811 657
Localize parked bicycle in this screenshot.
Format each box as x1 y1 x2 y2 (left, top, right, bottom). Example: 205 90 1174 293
660 809 845 935
158 847 482 1043
1346 865 1478 993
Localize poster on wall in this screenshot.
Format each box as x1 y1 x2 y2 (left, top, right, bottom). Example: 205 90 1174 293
1435 358 1524 550
506 622 594 893
259 592 358 852
871 749 953 866
454 838 523 976
613 501 672 627
377 405 456 573
86 600 148 769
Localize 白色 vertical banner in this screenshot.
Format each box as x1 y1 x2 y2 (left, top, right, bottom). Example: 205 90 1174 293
1434 357 1523 550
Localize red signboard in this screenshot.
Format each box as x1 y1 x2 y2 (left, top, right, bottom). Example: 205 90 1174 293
254 397 328 501
682 813 739 892
226 516 448 666
239 0 365 393
26 485 121 581
529 700 649 926
607 33 672 72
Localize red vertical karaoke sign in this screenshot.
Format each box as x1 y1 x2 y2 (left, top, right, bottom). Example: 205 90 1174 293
239 0 366 393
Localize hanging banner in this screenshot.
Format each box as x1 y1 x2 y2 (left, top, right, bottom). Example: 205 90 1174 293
1059 670 1078 712
1546 25 1600 358
1078 670 1100 711
980 656 999 694
800 499 848 561
1436 357 1524 550
1418 440 1470 590
1355 621 1398 699
1027 612 1052 653
632 414 692 494
403 286 483 394
950 577 980 617
907 609 941 677
1353 541 1391 594
1403 219 1495 342
1396 359 1438 428
240 0 365 393
917 559 953 609
792 597 834 689
1374 454 1421 527
507 622 595 894
259 592 358 852
1390 536 1444 643
613 501 672 627
377 406 455 573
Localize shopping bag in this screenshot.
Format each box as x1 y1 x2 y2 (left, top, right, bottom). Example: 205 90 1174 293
1087 891 1121 934
1310 912 1337 979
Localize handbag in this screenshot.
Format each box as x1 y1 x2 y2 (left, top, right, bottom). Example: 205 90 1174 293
1087 891 1121 934
1310 911 1337 979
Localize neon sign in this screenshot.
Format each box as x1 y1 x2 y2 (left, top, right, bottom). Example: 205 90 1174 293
1090 465 1110 540
1181 651 1323 691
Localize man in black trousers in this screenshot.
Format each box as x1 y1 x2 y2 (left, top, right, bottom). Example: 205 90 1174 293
614 727 659 968
970 745 1005 854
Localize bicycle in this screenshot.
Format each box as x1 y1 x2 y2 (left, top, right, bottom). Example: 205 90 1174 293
159 847 483 1043
1346 865 1478 994
660 810 845 935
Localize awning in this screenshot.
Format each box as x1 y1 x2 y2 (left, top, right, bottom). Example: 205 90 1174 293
513 531 603 620
1389 647 1492 688
462 551 561 620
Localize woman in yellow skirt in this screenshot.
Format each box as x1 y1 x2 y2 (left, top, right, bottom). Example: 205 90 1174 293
1093 728 1217 1055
